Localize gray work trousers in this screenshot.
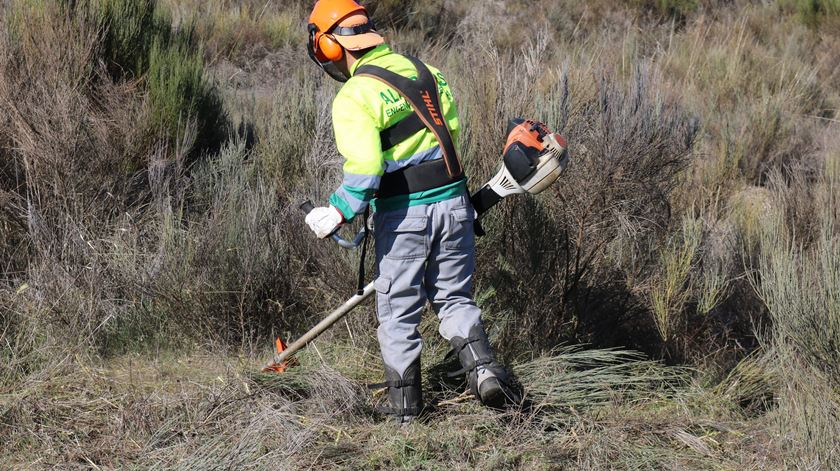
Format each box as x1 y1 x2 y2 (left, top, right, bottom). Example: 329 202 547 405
373 192 483 377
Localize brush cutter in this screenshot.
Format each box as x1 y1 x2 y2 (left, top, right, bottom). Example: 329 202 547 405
263 118 569 373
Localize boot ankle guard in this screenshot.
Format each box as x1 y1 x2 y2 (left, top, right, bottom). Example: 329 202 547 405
448 325 523 407
369 359 423 422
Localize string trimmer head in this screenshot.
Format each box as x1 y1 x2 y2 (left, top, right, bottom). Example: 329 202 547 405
262 337 299 373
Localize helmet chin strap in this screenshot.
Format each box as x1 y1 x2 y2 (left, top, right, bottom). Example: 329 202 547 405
319 60 350 83
307 24 350 83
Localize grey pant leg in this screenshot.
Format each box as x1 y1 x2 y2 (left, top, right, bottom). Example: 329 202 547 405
374 205 430 377
425 194 483 341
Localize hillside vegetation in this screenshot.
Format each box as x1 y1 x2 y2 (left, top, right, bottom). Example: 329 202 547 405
1 0 839 469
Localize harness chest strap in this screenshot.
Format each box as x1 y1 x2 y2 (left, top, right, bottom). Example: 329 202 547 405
355 56 464 197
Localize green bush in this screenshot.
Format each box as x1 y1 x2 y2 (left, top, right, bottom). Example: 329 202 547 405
147 37 226 150
756 163 840 467
92 0 227 150
759 189 840 388
94 0 170 79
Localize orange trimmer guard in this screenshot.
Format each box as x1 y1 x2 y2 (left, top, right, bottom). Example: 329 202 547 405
261 337 299 373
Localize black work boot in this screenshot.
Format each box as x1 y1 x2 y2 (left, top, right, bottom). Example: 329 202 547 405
449 325 523 408
371 358 423 424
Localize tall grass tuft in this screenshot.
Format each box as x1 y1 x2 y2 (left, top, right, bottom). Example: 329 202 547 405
649 215 702 347
755 145 840 467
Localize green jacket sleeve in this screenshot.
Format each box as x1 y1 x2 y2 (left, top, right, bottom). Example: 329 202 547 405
328 89 385 222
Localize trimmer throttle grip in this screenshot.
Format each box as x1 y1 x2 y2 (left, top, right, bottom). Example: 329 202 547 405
298 199 366 249
299 200 316 214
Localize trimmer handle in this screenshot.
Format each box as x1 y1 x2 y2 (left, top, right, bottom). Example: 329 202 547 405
298 199 367 249
299 200 316 214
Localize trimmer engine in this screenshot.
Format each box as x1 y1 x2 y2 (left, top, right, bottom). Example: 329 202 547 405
470 118 569 216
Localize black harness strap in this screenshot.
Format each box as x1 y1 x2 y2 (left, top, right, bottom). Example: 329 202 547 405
351 57 464 296
355 56 463 179
375 159 458 199
379 114 425 151
356 205 370 296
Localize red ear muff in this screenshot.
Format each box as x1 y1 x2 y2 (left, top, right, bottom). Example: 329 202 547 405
317 33 344 62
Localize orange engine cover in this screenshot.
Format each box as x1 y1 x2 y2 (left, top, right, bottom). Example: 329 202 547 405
504 119 551 153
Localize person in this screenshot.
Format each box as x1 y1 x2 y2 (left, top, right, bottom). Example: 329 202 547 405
304 0 520 423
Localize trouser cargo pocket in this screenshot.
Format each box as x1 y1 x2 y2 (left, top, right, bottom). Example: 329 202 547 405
443 205 475 250
378 215 429 260
375 276 392 321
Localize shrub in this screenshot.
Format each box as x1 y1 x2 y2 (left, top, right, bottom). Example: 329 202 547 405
0 0 227 358
449 37 699 353
93 0 228 151
758 172 840 388
98 141 303 350
94 0 170 79
147 36 226 150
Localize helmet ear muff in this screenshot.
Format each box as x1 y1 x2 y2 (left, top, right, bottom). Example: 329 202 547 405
317 33 344 62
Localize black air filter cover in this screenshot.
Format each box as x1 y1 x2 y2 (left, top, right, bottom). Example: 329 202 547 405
503 142 541 182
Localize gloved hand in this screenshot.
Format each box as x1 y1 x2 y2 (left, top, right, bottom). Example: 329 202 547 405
304 205 344 239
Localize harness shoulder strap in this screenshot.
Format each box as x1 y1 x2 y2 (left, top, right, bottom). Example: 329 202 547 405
355 56 463 179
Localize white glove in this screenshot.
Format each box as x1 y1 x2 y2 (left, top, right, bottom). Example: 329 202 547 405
304 205 344 239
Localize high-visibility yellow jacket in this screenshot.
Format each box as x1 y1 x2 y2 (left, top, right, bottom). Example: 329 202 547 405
328 44 464 222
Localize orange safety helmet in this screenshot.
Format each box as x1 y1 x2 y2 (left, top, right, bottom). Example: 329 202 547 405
307 0 384 81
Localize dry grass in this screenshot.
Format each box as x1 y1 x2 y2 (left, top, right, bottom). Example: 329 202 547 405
159 0 305 62
2 0 840 468
0 343 776 469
